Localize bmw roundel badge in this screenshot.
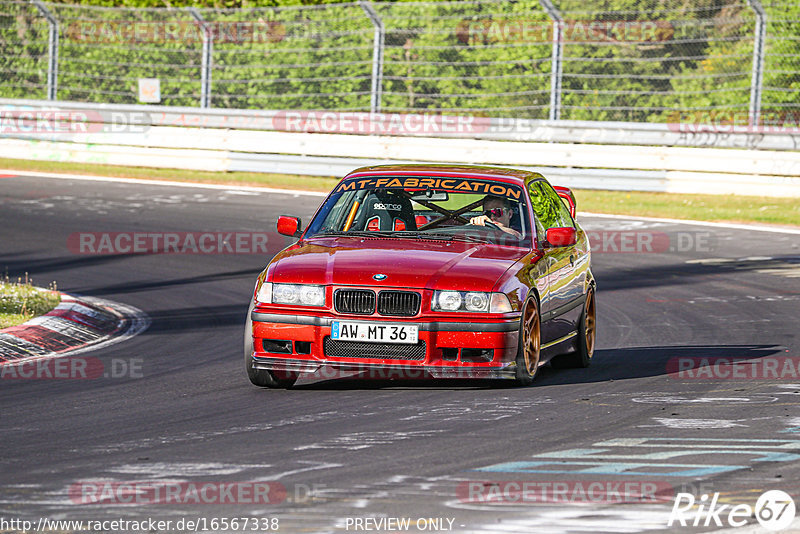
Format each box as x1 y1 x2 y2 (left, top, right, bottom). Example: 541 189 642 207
373 273 388 281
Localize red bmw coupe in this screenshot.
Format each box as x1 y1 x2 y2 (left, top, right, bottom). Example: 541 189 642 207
245 165 595 387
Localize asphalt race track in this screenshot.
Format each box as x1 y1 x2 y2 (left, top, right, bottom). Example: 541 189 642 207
1 174 800 534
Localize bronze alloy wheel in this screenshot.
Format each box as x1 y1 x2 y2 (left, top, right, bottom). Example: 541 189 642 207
583 289 596 359
515 298 541 385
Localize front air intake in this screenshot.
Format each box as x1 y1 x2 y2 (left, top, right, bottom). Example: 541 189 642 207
377 291 421 317
334 289 376 315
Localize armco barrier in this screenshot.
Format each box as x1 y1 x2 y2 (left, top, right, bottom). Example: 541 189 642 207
3 98 800 150
1 99 800 197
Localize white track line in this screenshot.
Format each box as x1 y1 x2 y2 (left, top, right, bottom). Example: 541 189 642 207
3 168 798 233
0 168 327 197
579 212 800 235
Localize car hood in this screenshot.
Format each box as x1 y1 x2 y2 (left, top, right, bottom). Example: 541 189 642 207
268 236 528 291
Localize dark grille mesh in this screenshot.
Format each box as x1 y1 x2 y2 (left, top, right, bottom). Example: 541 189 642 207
334 289 376 314
324 337 426 361
377 291 421 316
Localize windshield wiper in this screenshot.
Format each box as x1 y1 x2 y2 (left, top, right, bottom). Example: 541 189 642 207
448 234 491 244
393 231 455 241
391 231 491 243
313 231 394 238
315 231 455 241
313 231 489 243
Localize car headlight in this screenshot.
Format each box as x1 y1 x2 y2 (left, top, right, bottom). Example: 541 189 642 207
432 291 512 313
273 284 299 304
256 282 325 307
464 292 489 312
435 290 462 311
299 285 325 306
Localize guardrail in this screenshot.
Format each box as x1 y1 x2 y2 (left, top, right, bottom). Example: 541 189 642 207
1 98 799 197
3 98 800 150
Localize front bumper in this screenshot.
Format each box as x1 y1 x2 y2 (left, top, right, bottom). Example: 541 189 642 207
250 356 515 380
250 311 520 380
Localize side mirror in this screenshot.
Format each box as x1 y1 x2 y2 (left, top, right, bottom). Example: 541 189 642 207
552 186 576 219
277 215 302 237
545 227 577 247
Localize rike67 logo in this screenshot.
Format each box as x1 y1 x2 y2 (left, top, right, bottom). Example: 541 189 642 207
669 490 796 531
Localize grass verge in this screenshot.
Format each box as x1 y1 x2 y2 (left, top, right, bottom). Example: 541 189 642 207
575 189 800 227
0 276 61 329
1 158 798 227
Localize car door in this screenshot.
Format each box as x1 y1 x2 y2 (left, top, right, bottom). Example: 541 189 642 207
526 179 582 344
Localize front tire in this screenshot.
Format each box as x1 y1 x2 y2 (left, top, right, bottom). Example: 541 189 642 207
515 297 541 386
244 301 297 389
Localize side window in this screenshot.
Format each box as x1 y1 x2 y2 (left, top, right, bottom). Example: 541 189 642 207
527 180 574 230
542 183 575 229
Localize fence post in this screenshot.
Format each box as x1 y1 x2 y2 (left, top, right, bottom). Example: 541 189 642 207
189 8 213 108
539 0 563 121
746 0 766 126
359 0 384 114
32 0 58 101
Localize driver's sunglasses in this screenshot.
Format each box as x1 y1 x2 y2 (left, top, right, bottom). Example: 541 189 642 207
483 207 509 218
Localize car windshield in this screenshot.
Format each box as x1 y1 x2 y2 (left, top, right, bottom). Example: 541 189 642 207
304 176 532 246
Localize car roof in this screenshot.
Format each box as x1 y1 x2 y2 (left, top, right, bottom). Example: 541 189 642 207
343 164 544 188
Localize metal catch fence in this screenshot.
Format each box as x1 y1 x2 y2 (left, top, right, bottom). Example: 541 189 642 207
1 0 798 123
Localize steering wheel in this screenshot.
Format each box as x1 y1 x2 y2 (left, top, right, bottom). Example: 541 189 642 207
482 219 503 232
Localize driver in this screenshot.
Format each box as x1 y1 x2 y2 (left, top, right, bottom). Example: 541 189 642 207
469 195 522 238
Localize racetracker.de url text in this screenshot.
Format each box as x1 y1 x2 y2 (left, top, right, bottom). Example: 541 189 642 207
0 516 279 532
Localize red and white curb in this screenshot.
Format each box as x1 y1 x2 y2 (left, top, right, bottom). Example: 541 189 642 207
0 292 149 365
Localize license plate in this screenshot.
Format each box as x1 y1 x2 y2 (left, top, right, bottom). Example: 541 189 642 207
331 321 419 344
